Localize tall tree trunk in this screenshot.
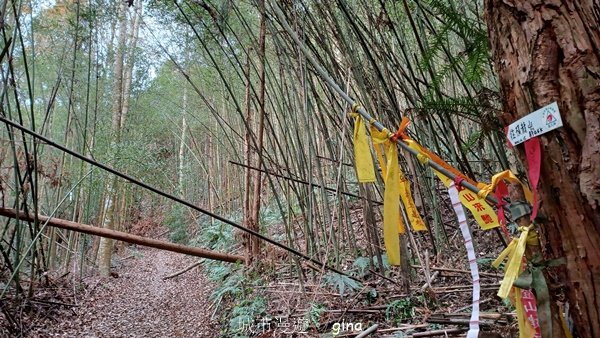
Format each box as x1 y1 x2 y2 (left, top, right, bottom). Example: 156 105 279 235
485 1 600 337
249 0 267 261
120 0 142 130
97 0 128 276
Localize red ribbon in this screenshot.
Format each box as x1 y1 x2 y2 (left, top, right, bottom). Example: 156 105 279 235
453 176 465 191
524 138 541 220
494 181 511 239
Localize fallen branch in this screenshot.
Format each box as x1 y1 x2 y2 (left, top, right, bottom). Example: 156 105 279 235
411 265 501 278
454 297 491 312
376 324 429 333
0 208 245 264
421 271 440 291
163 260 202 280
412 328 468 337
426 316 497 327
355 324 378 338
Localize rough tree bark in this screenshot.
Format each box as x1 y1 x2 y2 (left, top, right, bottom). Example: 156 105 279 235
484 1 600 337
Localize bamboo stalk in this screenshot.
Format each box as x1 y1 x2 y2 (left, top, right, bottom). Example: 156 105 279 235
269 1 505 212
0 116 361 282
229 160 382 205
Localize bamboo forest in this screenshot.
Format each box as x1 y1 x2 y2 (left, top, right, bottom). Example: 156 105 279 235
1 0 599 337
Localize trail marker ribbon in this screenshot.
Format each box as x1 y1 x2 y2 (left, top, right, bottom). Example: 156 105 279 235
447 180 481 338
407 139 499 230
350 105 376 183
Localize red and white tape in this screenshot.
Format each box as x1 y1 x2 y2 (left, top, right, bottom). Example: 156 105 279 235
448 182 480 338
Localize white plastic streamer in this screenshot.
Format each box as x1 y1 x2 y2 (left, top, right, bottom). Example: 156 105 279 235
448 182 480 338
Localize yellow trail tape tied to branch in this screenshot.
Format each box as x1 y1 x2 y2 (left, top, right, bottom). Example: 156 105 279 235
480 170 562 338
493 225 541 338
492 224 537 298
370 126 427 266
349 106 376 183
406 139 499 230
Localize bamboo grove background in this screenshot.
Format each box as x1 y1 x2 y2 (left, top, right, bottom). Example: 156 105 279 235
1 0 520 319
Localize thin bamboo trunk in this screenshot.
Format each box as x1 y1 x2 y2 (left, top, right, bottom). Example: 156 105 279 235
98 0 128 276
248 0 267 261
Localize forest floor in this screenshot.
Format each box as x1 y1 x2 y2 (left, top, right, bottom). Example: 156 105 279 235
2 201 518 337
8 246 220 337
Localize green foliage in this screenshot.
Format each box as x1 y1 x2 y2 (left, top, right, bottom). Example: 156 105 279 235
352 256 371 277
193 210 267 338
228 296 267 336
260 204 282 228
462 130 482 152
211 271 244 303
421 0 491 88
322 272 362 296
365 287 378 303
386 297 419 325
165 205 188 244
194 219 235 252
305 302 326 328
352 254 390 277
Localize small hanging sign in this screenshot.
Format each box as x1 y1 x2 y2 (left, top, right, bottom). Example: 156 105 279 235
506 102 563 146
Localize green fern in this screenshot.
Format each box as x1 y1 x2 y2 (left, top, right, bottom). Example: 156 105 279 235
305 302 326 328
322 272 362 296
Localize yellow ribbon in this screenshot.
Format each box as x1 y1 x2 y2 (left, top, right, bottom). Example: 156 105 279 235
494 226 540 337
369 124 428 265
399 171 427 231
430 168 499 230
482 171 547 337
372 127 427 233
477 170 534 204
405 136 498 230
349 107 376 183
493 224 536 299
371 127 402 265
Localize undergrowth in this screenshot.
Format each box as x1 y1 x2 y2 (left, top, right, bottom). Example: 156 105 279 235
193 209 273 338
165 204 188 244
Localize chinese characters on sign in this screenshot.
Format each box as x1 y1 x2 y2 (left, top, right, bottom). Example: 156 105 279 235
506 102 563 146
433 170 499 230
456 187 499 230
521 289 542 338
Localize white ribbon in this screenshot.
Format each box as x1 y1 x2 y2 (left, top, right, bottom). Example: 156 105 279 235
448 182 480 338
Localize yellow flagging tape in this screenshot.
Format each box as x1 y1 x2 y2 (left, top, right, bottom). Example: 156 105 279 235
371 127 403 265
349 107 376 183
341 122 425 266
477 170 534 204
492 224 536 299
372 127 427 232
481 170 550 337
399 171 427 231
407 138 499 230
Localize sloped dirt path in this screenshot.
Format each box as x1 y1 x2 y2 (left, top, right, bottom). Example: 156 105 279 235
44 247 219 337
